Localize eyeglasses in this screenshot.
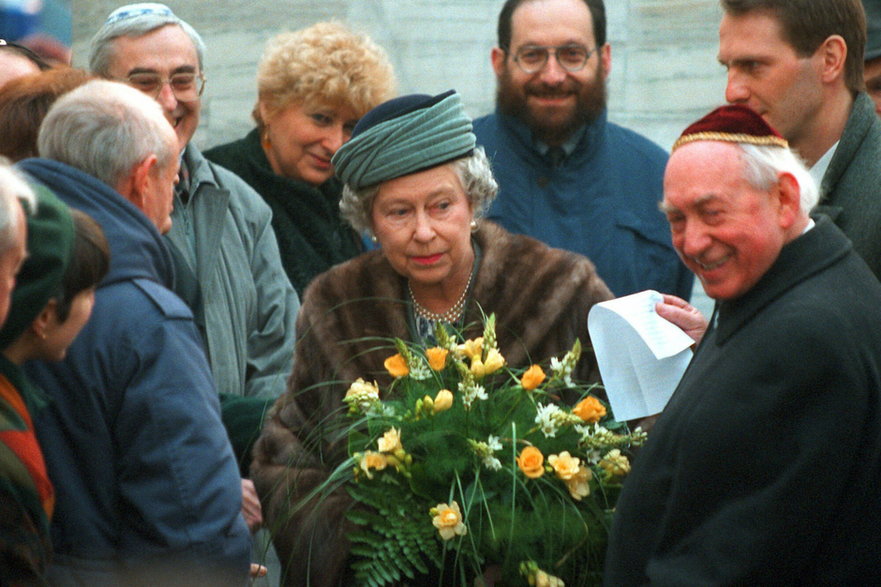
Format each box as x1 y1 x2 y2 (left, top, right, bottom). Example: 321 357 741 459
512 44 598 74
120 71 206 102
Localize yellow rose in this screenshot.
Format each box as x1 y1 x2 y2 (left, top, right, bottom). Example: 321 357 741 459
547 451 581 480
458 337 484 360
359 451 387 479
384 353 409 378
573 396 607 424
520 364 546 390
425 347 449 371
377 427 402 453
431 501 467 540
565 467 592 501
482 348 505 375
516 445 545 479
433 389 454 413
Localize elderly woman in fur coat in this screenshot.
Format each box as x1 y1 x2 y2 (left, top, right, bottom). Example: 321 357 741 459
250 90 614 586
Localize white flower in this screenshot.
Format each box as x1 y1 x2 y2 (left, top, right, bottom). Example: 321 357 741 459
550 356 574 387
535 403 565 437
458 380 487 409
408 357 431 381
470 436 504 471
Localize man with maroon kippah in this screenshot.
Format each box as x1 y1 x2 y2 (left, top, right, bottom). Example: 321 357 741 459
604 105 881 584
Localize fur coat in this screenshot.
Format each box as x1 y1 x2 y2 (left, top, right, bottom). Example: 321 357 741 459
251 221 613 586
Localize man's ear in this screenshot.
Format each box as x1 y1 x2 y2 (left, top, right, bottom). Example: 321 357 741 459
818 34 847 84
600 43 612 80
775 171 802 228
491 46 507 78
126 154 159 210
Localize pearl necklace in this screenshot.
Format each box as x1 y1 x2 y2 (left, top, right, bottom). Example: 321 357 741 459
408 270 474 323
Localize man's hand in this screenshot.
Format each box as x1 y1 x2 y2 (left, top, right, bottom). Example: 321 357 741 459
241 478 263 532
655 294 708 345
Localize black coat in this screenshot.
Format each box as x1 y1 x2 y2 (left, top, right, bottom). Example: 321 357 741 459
205 129 362 296
605 215 881 584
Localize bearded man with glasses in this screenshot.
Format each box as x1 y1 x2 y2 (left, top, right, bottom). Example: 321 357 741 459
474 0 694 301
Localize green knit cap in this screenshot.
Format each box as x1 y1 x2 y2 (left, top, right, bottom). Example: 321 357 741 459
0 183 75 349
332 90 475 189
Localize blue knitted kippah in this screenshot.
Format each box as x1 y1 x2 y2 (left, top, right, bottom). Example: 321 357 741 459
104 3 175 25
332 90 475 189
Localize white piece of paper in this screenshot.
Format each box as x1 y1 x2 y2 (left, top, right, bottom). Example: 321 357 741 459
587 290 694 421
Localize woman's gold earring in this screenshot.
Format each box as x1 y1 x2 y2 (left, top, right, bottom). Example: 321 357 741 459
262 129 272 149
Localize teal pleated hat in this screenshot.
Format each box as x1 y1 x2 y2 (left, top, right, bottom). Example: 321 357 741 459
332 89 475 189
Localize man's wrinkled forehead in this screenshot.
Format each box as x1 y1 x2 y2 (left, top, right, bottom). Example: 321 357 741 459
107 24 199 74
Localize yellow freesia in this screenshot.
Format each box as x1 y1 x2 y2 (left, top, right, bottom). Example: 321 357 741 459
521 364 546 390
470 358 486 379
599 449 631 478
433 389 454 413
345 377 379 400
565 467 592 501
534 570 564 587
458 337 484 360
384 353 409 378
425 347 449 371
359 451 387 479
482 348 505 375
377 427 402 453
548 451 581 480
516 446 545 479
573 396 606 423
431 501 467 540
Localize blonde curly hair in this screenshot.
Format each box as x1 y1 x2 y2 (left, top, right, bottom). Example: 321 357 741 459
253 21 396 128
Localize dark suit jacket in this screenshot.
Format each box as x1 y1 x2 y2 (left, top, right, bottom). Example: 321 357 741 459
605 216 881 584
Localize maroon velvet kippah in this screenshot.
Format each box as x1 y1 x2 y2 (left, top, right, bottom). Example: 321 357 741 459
672 105 788 151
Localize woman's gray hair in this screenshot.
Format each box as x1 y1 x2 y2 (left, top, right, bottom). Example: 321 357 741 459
0 161 35 252
739 142 819 215
88 8 206 76
37 80 177 190
340 146 498 235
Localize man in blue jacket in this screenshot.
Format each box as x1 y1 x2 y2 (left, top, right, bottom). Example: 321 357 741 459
19 80 251 585
474 0 693 300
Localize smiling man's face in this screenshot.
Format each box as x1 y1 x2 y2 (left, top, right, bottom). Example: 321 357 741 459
106 24 201 153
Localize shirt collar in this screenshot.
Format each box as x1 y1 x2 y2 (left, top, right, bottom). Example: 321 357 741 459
808 140 838 192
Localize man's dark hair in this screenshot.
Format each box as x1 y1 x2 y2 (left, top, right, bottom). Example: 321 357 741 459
721 0 867 93
497 0 607 52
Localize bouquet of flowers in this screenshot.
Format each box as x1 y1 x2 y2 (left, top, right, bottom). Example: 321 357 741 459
330 315 645 586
